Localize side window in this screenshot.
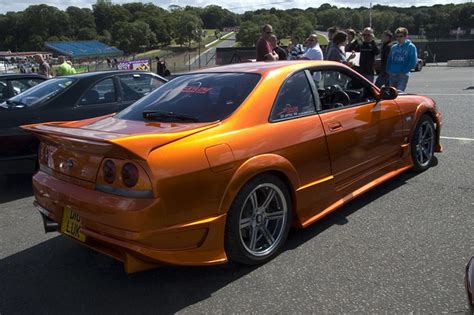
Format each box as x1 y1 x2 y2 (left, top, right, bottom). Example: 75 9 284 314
0 80 6 99
310 69 376 111
10 78 44 95
79 78 116 105
119 74 164 102
270 71 316 122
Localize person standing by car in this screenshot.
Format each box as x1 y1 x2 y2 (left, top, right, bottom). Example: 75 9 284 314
33 54 51 78
345 28 360 52
288 35 305 60
375 30 393 88
325 26 339 57
299 34 323 61
387 27 418 92
256 24 278 61
326 31 356 65
56 56 76 76
269 35 288 61
357 27 379 82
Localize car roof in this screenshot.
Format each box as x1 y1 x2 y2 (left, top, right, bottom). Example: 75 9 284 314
190 60 343 75
61 70 161 80
0 73 47 79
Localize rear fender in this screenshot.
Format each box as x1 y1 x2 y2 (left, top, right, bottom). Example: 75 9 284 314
218 154 300 215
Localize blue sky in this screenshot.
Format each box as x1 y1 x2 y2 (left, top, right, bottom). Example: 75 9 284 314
0 0 469 13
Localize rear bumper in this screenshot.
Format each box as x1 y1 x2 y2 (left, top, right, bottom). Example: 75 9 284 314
32 170 227 273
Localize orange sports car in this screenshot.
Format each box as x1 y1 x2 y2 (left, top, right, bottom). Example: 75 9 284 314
24 61 442 273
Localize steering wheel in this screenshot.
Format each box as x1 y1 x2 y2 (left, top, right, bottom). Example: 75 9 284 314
329 90 351 107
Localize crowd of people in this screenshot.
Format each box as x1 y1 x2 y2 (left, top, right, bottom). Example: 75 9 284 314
255 24 418 91
18 54 76 78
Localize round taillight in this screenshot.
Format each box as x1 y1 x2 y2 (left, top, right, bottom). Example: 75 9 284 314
122 163 139 187
103 160 116 184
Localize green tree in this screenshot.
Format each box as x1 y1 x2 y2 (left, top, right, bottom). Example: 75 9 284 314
112 20 156 53
172 11 203 47
66 7 95 39
236 21 260 47
93 0 131 34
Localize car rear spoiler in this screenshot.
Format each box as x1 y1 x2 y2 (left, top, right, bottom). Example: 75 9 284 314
22 120 220 160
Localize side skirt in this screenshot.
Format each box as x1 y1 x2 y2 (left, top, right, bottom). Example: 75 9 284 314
299 163 413 228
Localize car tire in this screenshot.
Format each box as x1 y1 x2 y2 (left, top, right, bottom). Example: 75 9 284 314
415 63 422 72
224 174 292 265
411 115 436 172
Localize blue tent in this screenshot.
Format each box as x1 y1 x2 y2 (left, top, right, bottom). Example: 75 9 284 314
44 40 123 59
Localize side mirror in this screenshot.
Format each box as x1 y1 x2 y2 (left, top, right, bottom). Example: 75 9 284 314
466 257 474 312
379 86 398 100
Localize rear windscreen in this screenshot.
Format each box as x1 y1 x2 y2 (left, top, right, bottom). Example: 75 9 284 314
116 72 261 122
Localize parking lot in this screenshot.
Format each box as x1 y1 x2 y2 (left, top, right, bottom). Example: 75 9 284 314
0 66 473 313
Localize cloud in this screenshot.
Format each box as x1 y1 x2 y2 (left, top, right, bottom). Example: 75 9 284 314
0 0 468 14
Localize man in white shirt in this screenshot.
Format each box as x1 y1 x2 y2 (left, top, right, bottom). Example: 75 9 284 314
299 34 323 61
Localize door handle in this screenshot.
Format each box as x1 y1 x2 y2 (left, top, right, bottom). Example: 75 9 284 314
328 122 343 131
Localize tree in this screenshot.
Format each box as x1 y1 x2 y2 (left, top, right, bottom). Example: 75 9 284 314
112 20 156 54
66 7 95 39
172 11 203 47
236 21 260 47
93 0 131 34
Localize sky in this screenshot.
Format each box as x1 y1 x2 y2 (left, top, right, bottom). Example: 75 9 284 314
0 0 469 14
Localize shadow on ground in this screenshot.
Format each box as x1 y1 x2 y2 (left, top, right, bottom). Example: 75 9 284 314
0 171 420 314
0 174 34 204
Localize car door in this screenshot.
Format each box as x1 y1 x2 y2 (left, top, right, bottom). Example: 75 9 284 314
267 70 333 223
308 67 403 189
73 77 120 119
117 73 165 111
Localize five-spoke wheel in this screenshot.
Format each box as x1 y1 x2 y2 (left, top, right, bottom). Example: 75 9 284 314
411 115 436 172
225 174 291 264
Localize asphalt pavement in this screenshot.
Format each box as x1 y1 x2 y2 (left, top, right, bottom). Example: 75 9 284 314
0 66 473 314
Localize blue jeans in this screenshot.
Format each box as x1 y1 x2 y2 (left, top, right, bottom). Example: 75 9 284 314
375 72 390 88
389 73 410 91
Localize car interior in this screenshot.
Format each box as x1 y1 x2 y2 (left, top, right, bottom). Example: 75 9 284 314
310 70 376 111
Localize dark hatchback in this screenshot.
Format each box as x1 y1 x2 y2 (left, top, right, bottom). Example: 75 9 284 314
0 73 47 102
0 70 167 175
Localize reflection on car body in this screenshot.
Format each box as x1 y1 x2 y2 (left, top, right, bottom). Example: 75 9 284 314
24 61 442 273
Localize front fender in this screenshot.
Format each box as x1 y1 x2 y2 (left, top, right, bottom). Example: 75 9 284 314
217 154 300 214
413 101 443 152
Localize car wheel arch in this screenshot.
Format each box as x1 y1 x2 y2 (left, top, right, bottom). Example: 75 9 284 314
413 105 439 137
217 154 300 216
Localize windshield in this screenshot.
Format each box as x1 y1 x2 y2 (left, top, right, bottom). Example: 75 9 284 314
116 73 261 122
7 77 75 107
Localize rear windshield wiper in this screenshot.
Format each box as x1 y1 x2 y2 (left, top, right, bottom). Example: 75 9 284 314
142 110 200 122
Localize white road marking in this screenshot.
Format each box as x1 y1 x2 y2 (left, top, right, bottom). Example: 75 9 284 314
440 136 474 141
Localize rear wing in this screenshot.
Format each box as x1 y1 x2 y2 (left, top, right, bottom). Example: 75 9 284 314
22 120 220 160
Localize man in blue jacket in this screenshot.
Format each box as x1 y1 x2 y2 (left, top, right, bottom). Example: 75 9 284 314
386 27 418 91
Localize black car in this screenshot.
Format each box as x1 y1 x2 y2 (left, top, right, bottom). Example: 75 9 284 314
0 73 47 103
0 70 167 175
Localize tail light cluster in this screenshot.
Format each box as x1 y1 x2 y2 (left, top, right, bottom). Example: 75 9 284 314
38 142 50 166
103 159 116 184
96 158 153 197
